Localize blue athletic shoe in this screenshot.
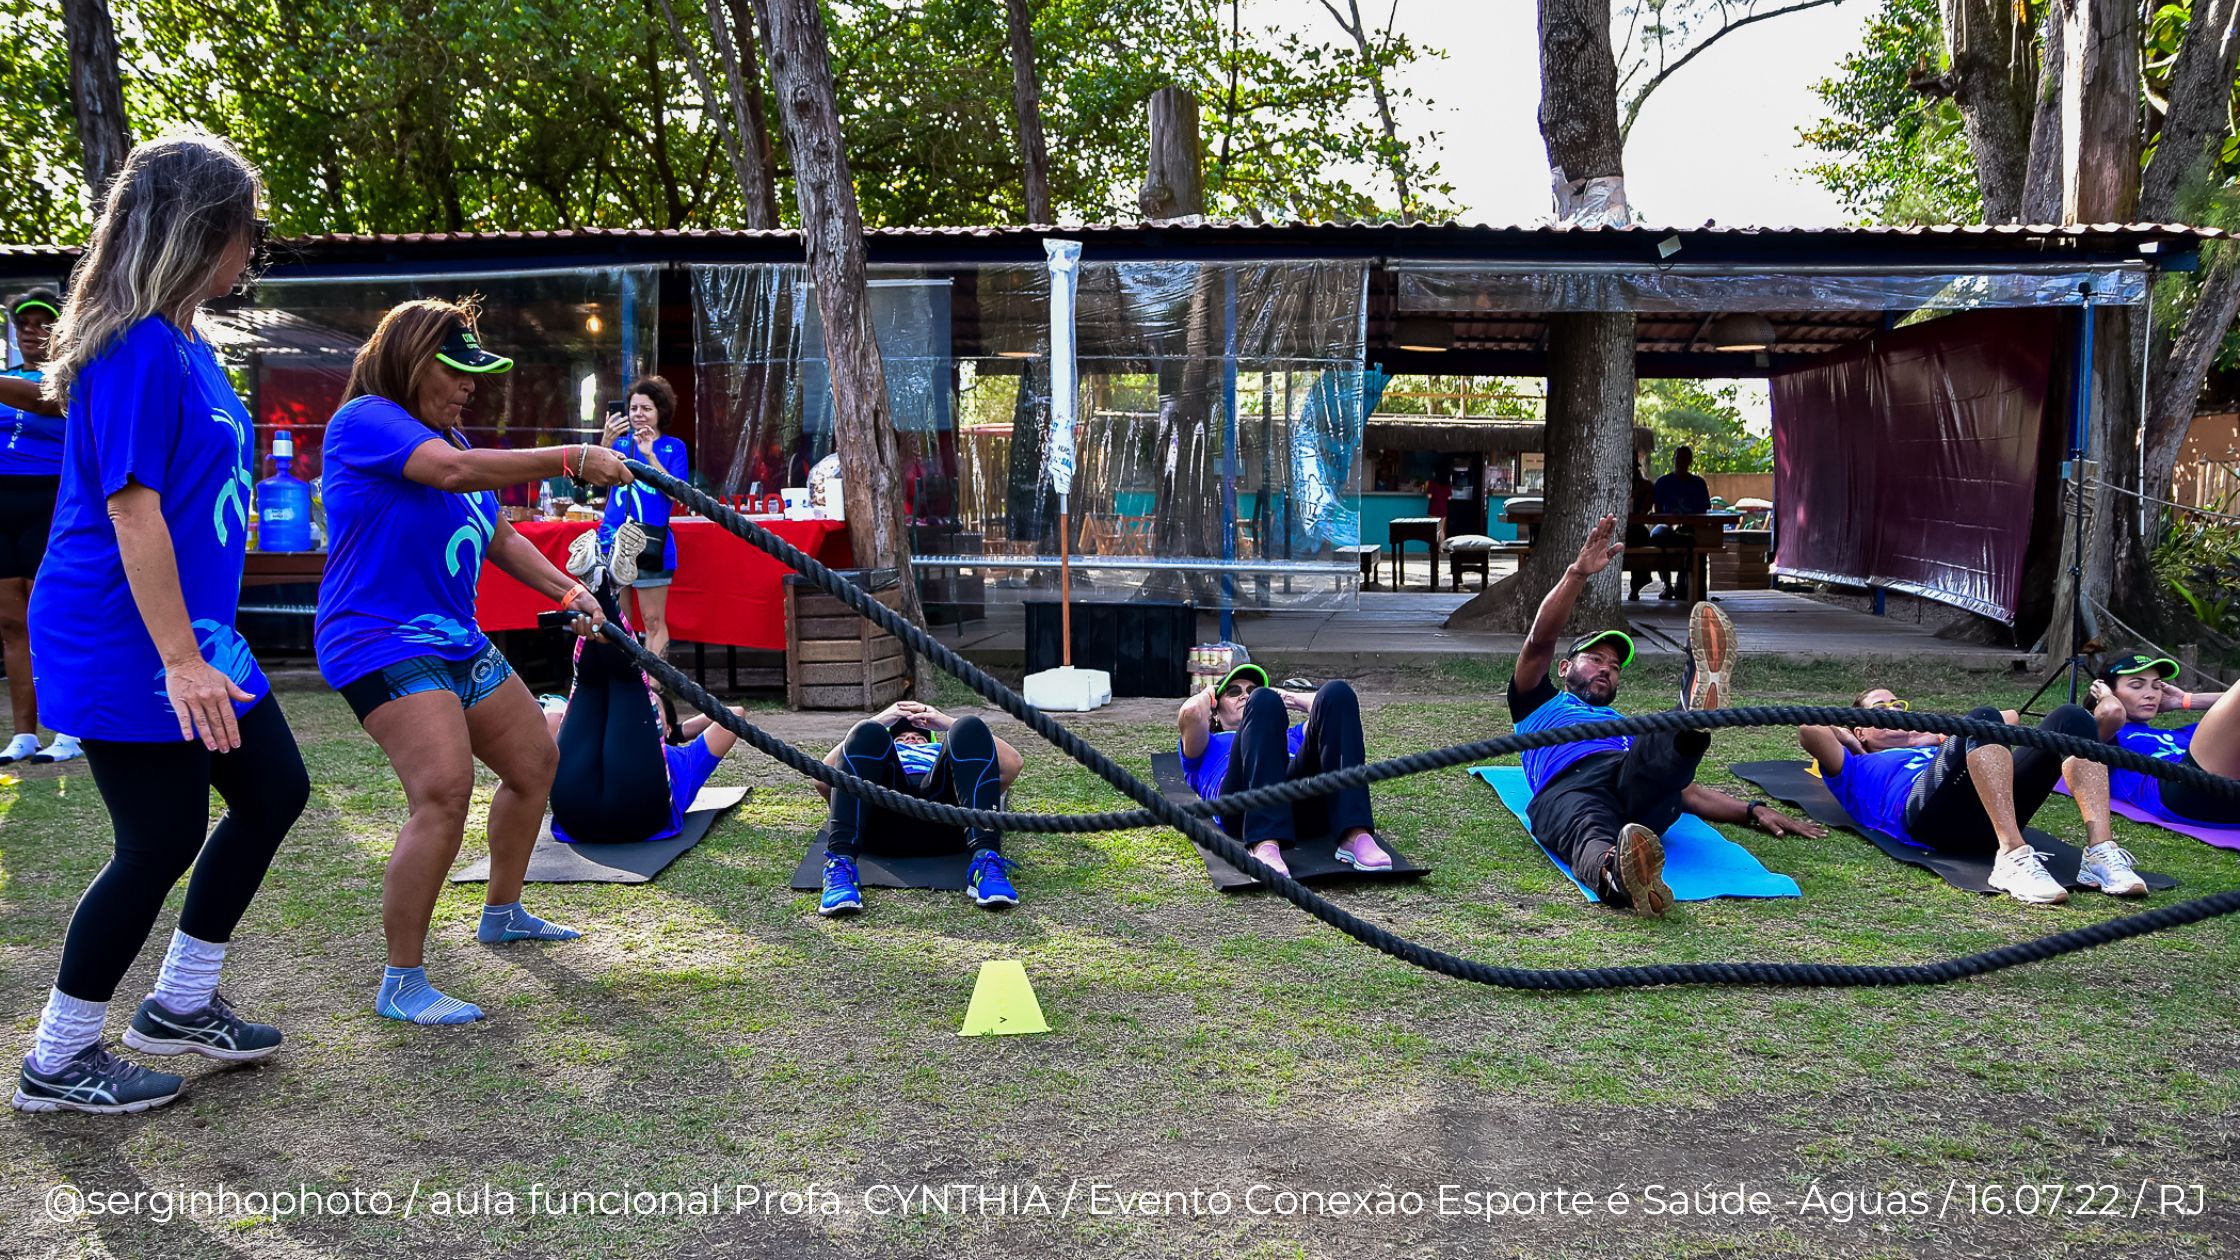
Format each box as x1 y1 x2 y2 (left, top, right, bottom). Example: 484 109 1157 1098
966 850 1019 909
819 854 864 917
13 1043 184 1115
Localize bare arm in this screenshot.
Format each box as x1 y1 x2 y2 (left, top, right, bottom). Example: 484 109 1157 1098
110 485 253 750
2089 680 2127 741
1797 724 1853 776
1681 783 1825 839
1177 685 1217 759
1515 513 1623 692
0 376 61 416
403 438 632 494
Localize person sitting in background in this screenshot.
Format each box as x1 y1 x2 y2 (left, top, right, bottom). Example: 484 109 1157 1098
2090 654 2238 827
1174 659 1393 877
815 701 1024 916
1649 445 1712 600
1624 455 1656 602
1798 687 2145 905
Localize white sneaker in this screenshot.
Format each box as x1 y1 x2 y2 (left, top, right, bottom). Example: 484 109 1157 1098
1988 846 2069 905
2077 841 2148 897
565 528 601 578
32 734 82 764
0 733 36 765
609 520 645 588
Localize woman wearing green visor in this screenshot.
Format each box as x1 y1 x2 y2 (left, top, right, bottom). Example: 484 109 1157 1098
0 288 81 764
316 298 633 1026
2090 654 2238 827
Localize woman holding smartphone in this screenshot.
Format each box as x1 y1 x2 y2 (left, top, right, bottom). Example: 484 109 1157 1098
588 377 689 659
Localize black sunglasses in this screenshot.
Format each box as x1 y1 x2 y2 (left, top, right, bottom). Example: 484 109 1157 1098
1221 680 1258 699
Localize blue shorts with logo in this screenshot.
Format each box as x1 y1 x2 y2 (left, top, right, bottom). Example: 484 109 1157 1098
338 641 515 722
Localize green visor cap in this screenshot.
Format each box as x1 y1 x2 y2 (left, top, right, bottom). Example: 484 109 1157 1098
435 321 514 374
1567 629 1636 669
2100 654 2178 685
1218 663 1270 694
10 298 59 320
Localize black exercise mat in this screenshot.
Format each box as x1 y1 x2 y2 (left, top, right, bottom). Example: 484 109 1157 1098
789 825 975 891
1149 752 1430 893
1727 761 2176 895
450 786 750 885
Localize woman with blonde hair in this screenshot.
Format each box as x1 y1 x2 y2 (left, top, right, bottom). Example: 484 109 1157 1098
15 132 306 1115
316 297 631 1025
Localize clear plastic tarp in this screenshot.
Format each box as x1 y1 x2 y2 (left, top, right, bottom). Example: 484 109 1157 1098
1395 265 2150 314
217 266 661 511
692 260 1371 609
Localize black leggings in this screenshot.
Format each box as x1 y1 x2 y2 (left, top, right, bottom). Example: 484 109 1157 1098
826 717 1003 858
58 695 309 1003
1903 704 2096 855
551 629 671 843
1220 681 1375 844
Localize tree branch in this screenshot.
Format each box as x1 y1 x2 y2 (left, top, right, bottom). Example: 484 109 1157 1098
1620 0 1848 142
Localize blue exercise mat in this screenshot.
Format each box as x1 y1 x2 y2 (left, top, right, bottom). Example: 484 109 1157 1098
1470 766 1800 903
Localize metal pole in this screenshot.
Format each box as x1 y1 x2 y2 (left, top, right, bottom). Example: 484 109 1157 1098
2067 291 2095 703
1220 269 1239 642
1058 492 1072 667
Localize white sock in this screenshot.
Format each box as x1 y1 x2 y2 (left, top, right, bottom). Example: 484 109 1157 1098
150 930 227 1016
36 734 82 761
29 988 106 1074
1 733 36 762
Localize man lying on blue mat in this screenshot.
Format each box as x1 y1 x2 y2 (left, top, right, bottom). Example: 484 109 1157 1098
1797 686 2148 905
1510 515 1820 916
815 702 1025 917
1175 658 1394 877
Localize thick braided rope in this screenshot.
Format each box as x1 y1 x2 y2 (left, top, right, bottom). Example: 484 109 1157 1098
619 459 2240 990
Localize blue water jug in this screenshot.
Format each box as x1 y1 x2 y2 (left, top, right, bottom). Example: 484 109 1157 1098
257 429 313 552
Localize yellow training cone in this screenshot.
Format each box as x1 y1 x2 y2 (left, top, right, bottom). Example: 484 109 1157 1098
958 959 1050 1037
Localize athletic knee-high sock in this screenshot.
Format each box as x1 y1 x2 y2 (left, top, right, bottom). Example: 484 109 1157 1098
375 966 483 1026
28 988 106 1073
475 901 581 944
150 929 226 1016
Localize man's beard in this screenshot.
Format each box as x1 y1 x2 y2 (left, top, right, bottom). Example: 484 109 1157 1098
1562 674 1616 706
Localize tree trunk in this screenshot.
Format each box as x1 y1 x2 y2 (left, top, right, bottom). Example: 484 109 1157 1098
2139 0 2240 222
708 0 781 229
1138 87 1205 221
60 0 132 206
2019 0 2065 224
726 0 784 226
758 0 928 650
2142 242 2240 551
1003 0 1053 225
1941 0 2036 223
2046 0 2141 660
1450 0 1634 633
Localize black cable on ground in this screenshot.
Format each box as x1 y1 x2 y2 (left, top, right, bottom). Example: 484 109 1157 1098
614 458 2240 991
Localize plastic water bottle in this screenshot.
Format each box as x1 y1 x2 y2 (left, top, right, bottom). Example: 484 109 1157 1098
538 479 555 520
256 429 313 552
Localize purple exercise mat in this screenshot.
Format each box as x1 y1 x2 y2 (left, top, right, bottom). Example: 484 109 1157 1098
2056 783 2240 852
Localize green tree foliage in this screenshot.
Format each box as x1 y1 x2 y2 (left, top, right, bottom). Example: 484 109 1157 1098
1796 0 1982 223
0 0 1447 242
1635 378 1769 472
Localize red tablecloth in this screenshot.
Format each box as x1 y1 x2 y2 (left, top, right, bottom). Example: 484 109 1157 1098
479 518 854 650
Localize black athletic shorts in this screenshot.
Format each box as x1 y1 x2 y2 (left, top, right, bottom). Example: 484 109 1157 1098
2161 749 2240 826
0 474 59 581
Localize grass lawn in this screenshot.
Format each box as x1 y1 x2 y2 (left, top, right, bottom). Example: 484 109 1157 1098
2 655 2236 1258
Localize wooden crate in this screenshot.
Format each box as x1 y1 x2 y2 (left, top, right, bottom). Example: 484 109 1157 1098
785 572 910 711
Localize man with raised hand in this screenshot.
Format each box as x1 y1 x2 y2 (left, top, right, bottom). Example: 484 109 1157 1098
1508 515 1820 915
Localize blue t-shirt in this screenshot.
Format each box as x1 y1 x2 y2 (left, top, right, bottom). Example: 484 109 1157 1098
0 366 64 476
895 737 943 781
28 317 268 741
1179 725 1308 801
552 737 721 846
315 394 500 688
2108 722 2197 821
1509 677 1630 792
1826 746 1938 843
600 433 689 569
1654 471 1711 514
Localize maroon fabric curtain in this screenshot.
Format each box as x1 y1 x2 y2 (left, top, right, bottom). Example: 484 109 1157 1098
1771 309 2062 623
